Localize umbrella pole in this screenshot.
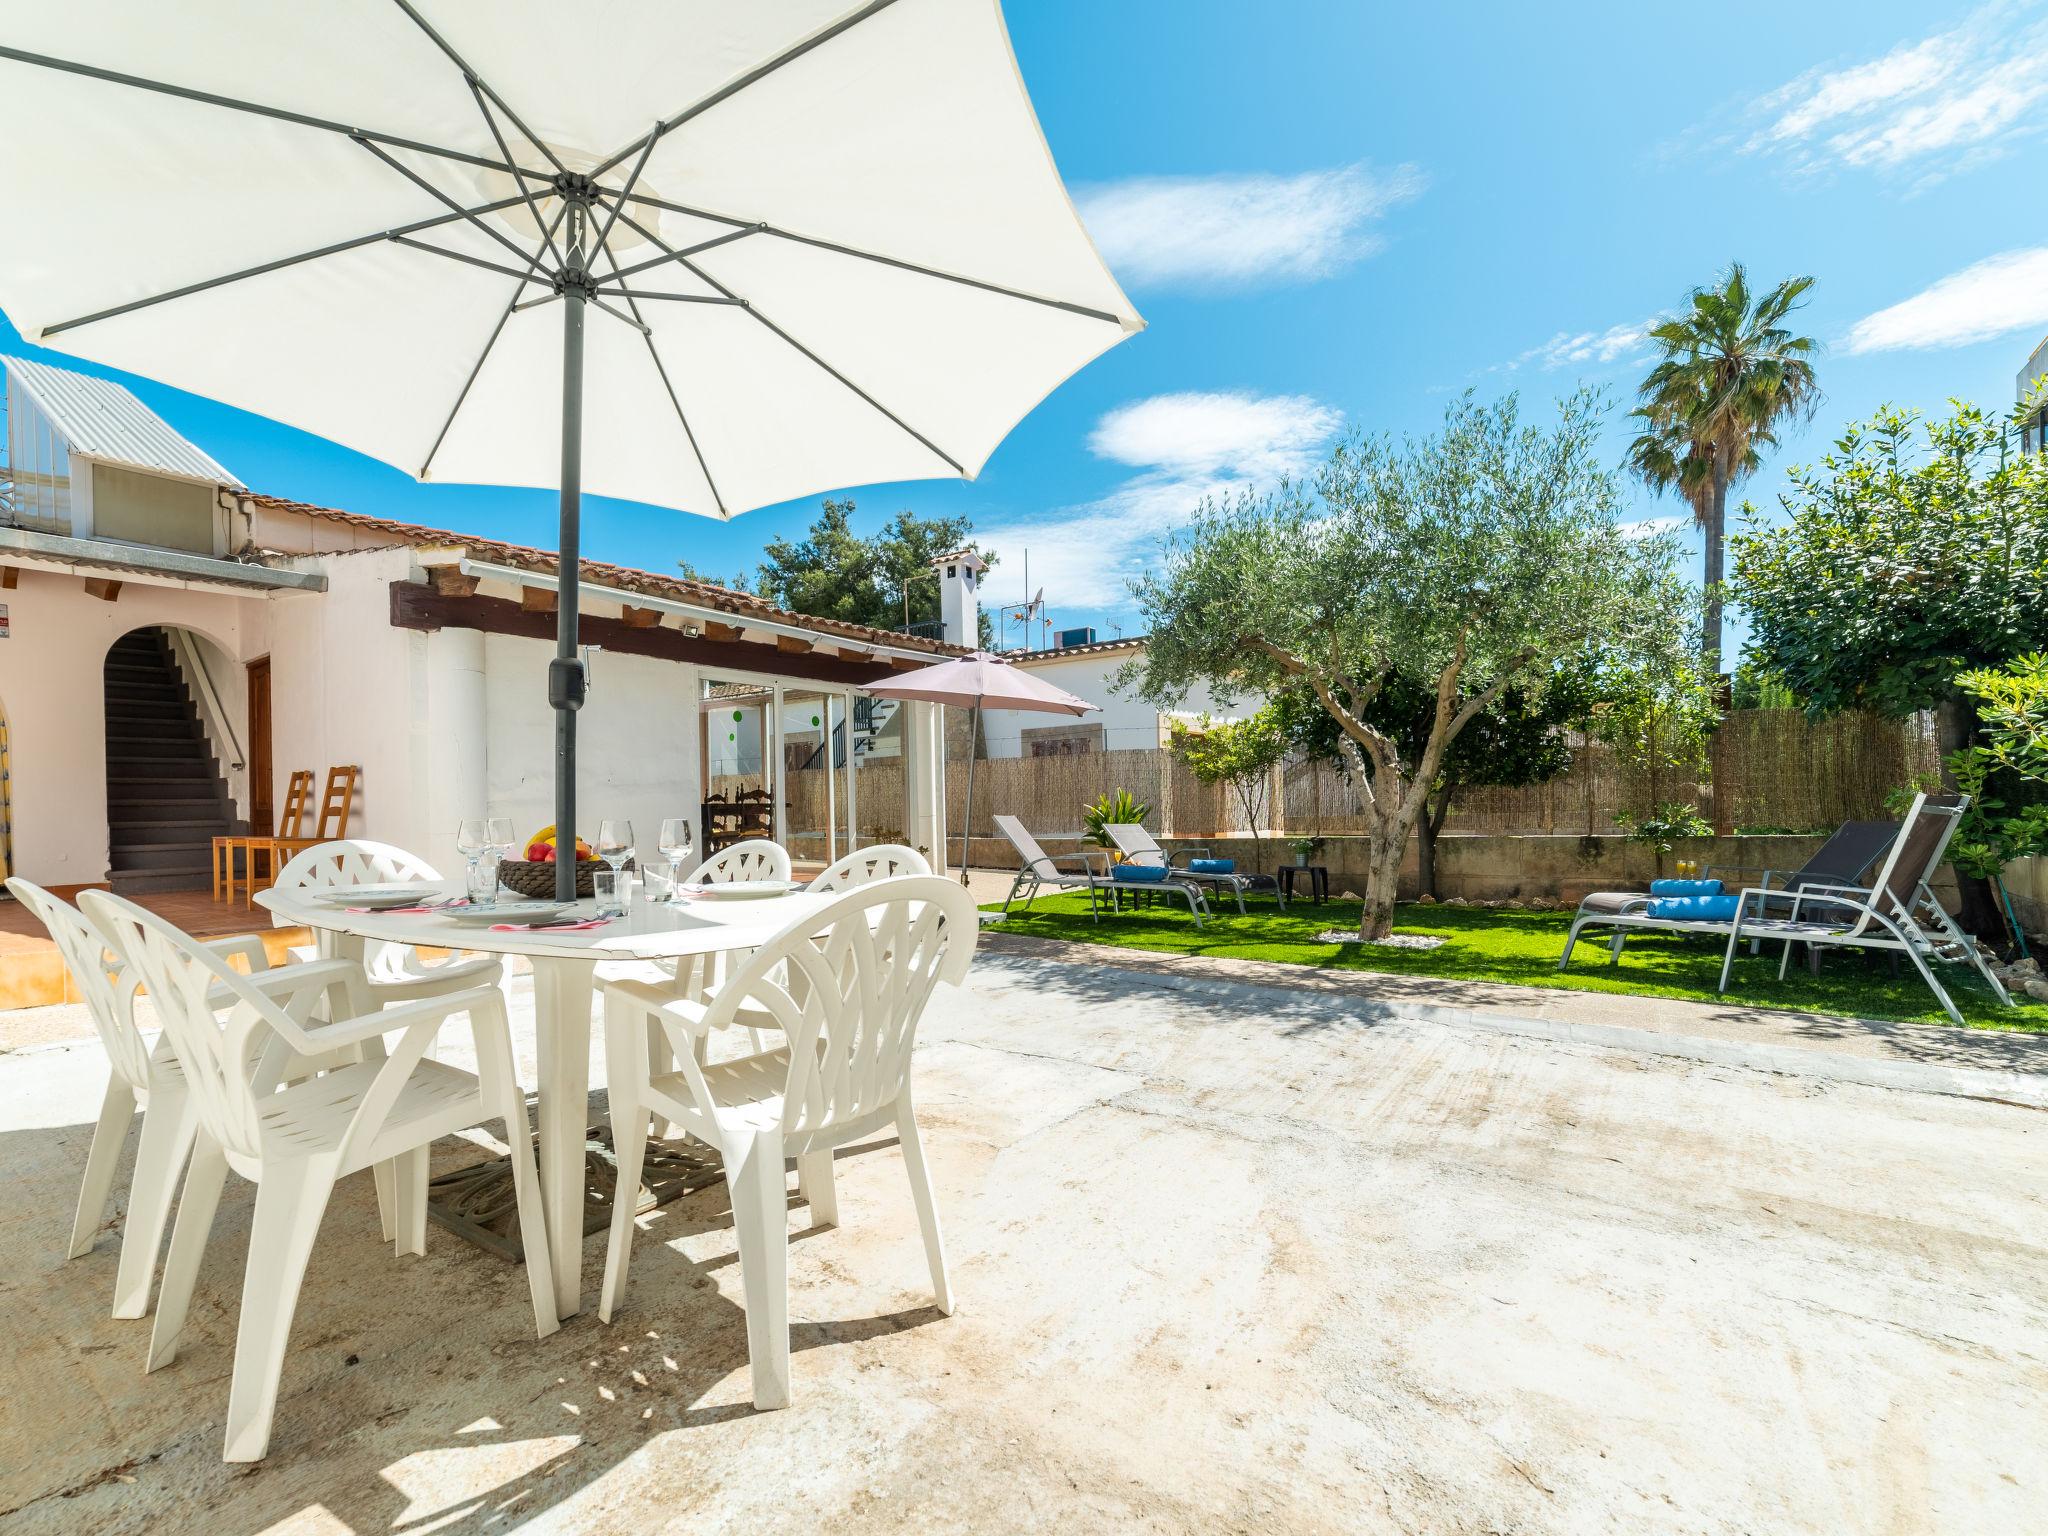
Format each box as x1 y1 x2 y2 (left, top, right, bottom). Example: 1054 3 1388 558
959 702 977 886
548 213 590 905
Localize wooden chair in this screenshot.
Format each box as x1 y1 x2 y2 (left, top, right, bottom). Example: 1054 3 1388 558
241 766 360 907
217 770 313 903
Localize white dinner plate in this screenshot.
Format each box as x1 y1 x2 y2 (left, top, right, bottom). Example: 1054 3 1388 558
683 881 797 901
319 885 430 910
440 902 568 927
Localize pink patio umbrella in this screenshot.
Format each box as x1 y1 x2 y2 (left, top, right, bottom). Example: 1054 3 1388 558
866 651 1095 883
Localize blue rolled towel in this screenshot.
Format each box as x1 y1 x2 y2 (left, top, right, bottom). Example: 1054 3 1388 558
1649 878 1723 898
1187 858 1235 874
1111 863 1169 883
1645 894 1740 921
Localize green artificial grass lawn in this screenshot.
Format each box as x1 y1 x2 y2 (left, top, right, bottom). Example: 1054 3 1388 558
981 891 2048 1032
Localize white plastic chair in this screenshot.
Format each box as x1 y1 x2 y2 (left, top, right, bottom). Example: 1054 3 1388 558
80 889 559 1463
806 844 930 892
685 839 793 885
6 877 359 1320
270 839 504 1002
596 876 976 1409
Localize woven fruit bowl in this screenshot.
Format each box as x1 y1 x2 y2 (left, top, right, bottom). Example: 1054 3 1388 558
498 857 632 900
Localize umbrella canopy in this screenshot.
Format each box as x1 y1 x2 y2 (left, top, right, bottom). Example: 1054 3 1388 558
863 650 1096 715
866 650 1096 880
0 0 1141 896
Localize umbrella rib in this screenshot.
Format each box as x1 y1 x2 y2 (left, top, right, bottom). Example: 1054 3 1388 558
417 201 572 480
0 44 540 178
604 225 765 285
38 193 532 339
385 0 570 177
353 136 546 273
593 290 745 304
604 201 967 476
589 0 903 178
587 127 662 276
594 244 730 518
609 191 1126 326
467 78 565 272
387 234 556 289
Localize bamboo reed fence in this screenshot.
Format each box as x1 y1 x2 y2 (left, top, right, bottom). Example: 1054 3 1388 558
714 708 1938 845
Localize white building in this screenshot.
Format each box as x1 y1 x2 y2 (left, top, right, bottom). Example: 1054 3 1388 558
0 359 958 893
2019 335 2048 454
976 635 1255 757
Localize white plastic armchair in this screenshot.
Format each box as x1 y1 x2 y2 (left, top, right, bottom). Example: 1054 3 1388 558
684 839 792 885
79 889 557 1464
271 840 504 1001
806 844 930 892
5 877 352 1320
597 876 977 1409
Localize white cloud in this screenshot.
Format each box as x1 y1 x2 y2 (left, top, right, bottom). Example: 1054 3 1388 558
1621 514 1693 543
1742 3 2048 180
1493 320 1651 375
1074 162 1425 290
978 391 1343 610
1087 390 1344 480
1843 246 2048 352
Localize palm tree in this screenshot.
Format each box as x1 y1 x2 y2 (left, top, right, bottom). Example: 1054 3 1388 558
1627 265 1819 675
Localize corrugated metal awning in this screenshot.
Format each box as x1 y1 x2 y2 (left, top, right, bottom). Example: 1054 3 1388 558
4 356 241 486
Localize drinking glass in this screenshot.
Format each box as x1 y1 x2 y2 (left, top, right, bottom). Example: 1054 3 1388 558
596 819 635 880
658 817 694 897
592 867 628 918
455 818 488 902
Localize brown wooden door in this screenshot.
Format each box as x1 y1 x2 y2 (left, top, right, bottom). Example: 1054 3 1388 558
246 656 273 835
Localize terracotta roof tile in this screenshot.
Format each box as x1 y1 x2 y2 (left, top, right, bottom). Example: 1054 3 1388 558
240 493 962 656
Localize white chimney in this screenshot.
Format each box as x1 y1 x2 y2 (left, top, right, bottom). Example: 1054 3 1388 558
932 547 986 648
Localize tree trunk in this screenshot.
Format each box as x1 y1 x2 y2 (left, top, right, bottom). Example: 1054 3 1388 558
1703 461 1728 679
1935 696 2008 945
1360 814 1405 941
1416 785 1456 900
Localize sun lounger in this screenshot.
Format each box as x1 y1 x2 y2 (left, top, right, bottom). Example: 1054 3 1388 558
1104 823 1284 914
1715 794 2013 1025
994 815 1207 928
1563 818 1899 967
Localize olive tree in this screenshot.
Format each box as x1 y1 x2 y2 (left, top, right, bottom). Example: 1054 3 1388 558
1132 390 1675 940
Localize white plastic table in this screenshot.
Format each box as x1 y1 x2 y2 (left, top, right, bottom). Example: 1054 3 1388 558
258 881 834 1317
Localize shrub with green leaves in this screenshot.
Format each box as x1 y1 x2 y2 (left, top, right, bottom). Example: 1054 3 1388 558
1081 788 1150 850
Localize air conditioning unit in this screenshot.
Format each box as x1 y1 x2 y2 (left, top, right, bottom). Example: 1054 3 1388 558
1054 626 1096 649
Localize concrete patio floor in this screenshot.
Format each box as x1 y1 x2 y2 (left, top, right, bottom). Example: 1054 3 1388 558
1 952 2043 1533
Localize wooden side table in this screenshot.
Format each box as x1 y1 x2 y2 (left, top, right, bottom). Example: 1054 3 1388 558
1279 864 1329 904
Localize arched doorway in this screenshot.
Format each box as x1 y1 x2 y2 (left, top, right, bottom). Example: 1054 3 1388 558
103 626 234 894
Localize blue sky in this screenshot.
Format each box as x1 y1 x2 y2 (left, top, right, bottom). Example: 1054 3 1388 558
6 0 2047 653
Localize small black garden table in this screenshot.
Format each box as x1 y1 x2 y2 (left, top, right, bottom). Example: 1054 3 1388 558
1279 864 1330 904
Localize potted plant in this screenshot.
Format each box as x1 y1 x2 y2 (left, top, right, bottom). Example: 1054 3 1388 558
1285 835 1324 868
1082 789 1151 860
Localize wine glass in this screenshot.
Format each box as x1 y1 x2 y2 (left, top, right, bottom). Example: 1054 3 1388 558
659 817 694 897
596 819 635 879
455 818 489 904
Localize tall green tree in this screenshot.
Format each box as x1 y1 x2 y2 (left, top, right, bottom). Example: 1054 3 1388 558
1168 708 1288 863
1628 264 1819 675
1733 396 2048 936
1133 389 1676 939
682 498 996 638
1272 665 1593 898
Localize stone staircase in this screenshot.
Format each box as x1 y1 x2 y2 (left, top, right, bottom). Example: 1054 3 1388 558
103 628 236 894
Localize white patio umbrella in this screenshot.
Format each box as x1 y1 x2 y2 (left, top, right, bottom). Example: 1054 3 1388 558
0 0 1141 898
865 650 1095 883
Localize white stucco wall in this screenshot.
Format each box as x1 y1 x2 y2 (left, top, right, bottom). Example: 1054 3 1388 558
480 634 700 874
0 564 262 885
979 648 1256 758
4 536 931 889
